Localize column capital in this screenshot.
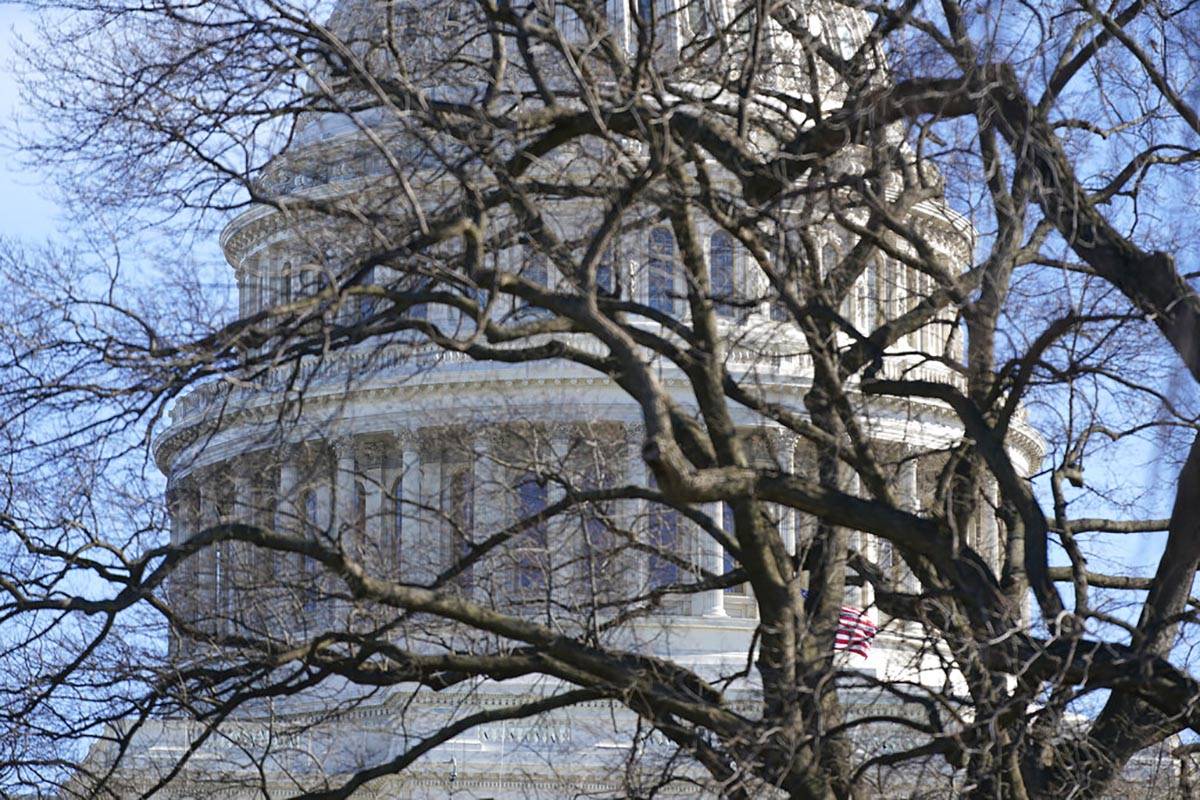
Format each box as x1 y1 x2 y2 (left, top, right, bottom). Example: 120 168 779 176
470 425 499 454
768 426 799 447
623 420 646 447
356 435 393 468
760 428 798 472
331 435 358 462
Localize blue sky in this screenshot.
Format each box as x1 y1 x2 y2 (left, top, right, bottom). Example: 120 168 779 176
0 7 61 242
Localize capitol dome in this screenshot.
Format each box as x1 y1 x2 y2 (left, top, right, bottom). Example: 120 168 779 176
140 0 1041 796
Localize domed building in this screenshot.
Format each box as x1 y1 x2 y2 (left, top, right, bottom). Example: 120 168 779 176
117 0 1041 797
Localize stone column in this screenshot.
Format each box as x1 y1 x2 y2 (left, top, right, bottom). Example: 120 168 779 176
277 458 299 535
625 424 648 594
777 433 798 558
899 456 920 593
326 442 357 626
399 435 422 581
174 482 201 638
701 502 726 618
468 434 495 603
845 472 873 611
983 479 1000 573
549 432 572 604
356 439 386 572
197 483 222 635
334 439 358 551
418 438 444 581
611 0 631 54
795 445 816 592
277 456 302 624
167 481 182 546
231 470 253 630
245 469 271 603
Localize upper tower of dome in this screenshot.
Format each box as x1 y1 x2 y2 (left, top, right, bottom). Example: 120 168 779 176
285 0 873 146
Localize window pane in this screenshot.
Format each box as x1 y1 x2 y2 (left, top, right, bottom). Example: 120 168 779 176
648 227 676 315
580 464 616 592
648 502 680 588
710 232 736 319
303 491 319 530
721 502 746 594
515 476 549 591
596 246 617 297
517 249 552 319
357 266 377 322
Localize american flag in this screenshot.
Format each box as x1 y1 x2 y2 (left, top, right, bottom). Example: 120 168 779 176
802 591 878 658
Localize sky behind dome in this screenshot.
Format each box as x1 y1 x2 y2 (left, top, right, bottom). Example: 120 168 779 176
0 7 59 242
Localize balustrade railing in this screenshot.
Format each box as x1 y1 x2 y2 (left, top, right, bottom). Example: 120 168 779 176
167 336 966 428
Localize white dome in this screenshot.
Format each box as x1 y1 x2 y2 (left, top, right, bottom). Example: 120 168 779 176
142 4 1018 798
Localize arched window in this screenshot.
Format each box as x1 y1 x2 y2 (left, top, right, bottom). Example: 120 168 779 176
648 499 682 589
408 277 429 322
647 227 677 316
297 265 334 326
770 253 799 323
301 265 331 297
517 249 552 319
555 1 584 40
709 232 736 319
277 261 293 306
527 251 548 287
596 245 620 298
302 489 319 533
513 475 549 593
240 264 261 318
170 488 202 627
646 473 684 590
859 259 893 331
770 296 791 322
198 481 236 627
356 267 377 323
251 271 263 316
316 270 332 303
398 3 422 45
579 460 617 594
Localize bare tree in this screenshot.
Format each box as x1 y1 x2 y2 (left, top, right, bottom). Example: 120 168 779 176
2 0 1200 798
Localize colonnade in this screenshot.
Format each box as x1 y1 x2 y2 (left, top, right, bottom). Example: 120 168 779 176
167 421 1000 649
